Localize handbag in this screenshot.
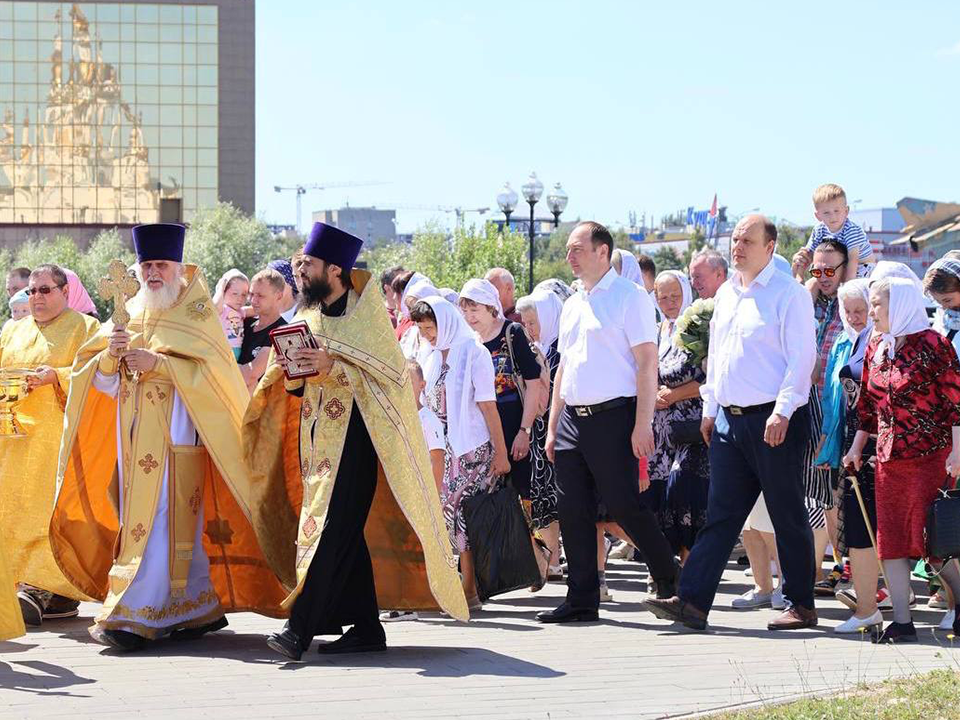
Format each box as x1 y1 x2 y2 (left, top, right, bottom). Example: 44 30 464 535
926 484 960 560
505 323 551 417
668 418 704 446
461 483 543 602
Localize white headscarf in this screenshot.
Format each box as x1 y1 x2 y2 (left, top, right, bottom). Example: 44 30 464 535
655 271 694 342
535 278 574 302
613 248 643 285
213 268 248 309
528 290 563 354
400 272 439 318
460 278 504 319
438 287 459 305
874 277 930 362
421 296 493 457
837 279 871 343
869 261 924 293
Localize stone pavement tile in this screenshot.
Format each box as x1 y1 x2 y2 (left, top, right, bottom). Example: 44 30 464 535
2 560 959 720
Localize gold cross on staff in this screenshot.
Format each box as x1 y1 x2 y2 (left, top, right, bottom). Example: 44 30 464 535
97 259 140 328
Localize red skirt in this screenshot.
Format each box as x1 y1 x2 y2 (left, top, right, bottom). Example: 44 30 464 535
874 448 949 559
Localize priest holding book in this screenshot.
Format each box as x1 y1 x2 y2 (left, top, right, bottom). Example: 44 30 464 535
244 222 468 661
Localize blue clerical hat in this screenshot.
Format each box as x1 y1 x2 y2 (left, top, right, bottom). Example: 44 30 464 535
303 222 363 272
132 223 186 263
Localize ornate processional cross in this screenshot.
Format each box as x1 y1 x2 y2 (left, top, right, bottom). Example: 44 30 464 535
97 259 140 328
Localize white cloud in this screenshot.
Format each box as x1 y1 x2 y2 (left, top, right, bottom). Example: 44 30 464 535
938 41 960 56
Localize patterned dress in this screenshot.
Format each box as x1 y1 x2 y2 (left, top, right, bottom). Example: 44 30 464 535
857 330 960 558
650 328 710 552
529 341 561 529
427 363 495 552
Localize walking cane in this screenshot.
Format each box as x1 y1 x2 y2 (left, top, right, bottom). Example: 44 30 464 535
846 467 886 587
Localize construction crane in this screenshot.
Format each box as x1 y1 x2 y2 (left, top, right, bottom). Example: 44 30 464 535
273 181 387 233
389 205 491 227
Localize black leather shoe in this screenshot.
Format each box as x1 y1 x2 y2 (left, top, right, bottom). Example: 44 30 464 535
266 626 306 661
536 603 599 624
170 616 228 642
644 596 708 631
316 626 387 655
873 621 917 644
93 628 148 652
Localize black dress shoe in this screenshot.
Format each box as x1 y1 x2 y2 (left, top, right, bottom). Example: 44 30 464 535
266 627 306 662
872 621 917 644
170 616 228 642
316 626 387 655
536 603 599 624
644 596 708 631
94 628 148 652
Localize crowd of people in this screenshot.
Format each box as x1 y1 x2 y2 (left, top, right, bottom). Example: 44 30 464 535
2 181 960 656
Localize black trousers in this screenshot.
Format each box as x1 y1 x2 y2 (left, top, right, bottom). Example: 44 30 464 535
678 405 815 613
554 400 678 609
289 403 385 643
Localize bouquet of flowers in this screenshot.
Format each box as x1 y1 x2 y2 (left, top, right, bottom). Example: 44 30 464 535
672 298 714 368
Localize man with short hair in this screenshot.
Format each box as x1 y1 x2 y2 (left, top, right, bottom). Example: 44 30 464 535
1 264 100 626
5 267 30 298
646 215 818 632
51 224 289 652
689 249 728 299
239 268 287 392
636 254 657 294
379 265 405 327
538 221 679 624
485 267 520 323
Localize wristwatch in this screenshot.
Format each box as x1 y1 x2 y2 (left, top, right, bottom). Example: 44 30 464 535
520 426 532 437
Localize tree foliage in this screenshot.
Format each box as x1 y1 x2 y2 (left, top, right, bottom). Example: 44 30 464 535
653 246 685 272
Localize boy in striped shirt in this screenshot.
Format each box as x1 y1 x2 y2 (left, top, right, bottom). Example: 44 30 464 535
792 184 874 292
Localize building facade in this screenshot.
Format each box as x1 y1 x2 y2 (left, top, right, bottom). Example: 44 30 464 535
312 206 396 245
0 0 254 247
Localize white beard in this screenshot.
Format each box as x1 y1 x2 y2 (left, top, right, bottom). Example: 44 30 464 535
128 267 186 314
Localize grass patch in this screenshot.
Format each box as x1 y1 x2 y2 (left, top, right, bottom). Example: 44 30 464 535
710 669 960 719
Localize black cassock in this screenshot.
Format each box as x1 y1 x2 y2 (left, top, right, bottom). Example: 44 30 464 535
286 291 385 643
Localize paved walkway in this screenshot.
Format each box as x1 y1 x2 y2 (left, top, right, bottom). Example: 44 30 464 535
2 560 958 719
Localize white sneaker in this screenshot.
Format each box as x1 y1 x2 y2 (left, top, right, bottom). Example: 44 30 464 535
732 588 772 609
835 610 883 634
939 609 956 631
928 592 949 610
380 610 419 622
771 586 785 610
599 583 613 603
608 542 635 560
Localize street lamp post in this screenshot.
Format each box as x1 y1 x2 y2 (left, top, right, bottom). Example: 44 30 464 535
546 182 568 229
496 182 518 232
520 172 544 292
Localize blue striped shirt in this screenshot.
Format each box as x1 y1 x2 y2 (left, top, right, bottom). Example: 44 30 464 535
804 218 873 259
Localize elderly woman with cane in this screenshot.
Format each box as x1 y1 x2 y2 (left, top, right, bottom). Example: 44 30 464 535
843 277 960 643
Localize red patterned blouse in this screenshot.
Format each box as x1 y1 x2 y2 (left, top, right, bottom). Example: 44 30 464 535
857 329 960 462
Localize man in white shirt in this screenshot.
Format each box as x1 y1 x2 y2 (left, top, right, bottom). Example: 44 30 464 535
539 222 679 624
646 215 818 632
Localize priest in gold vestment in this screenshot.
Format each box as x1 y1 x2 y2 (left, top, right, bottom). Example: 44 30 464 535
50 224 290 652
245 222 467 661
0 264 100 627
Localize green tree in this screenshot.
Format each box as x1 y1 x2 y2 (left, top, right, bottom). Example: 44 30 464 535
183 202 278 286
682 228 707 268
653 246 684 272
775 224 809 264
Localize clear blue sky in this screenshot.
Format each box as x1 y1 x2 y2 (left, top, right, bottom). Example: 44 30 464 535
255 1 960 233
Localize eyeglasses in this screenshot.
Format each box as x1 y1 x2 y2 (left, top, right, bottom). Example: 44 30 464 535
25 284 65 296
810 262 847 279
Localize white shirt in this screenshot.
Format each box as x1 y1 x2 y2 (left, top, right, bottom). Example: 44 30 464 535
418 406 445 452
558 268 658 406
701 258 816 419
281 304 300 323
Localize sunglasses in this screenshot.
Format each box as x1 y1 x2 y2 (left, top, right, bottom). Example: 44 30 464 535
25 284 66 296
809 262 847 279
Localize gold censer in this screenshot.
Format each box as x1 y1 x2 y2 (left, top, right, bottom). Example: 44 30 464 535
0 369 31 438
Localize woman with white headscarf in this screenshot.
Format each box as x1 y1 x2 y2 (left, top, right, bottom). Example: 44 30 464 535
515 290 564 578
924 252 960 361
410 296 510 609
612 248 643 286
814 279 884 633
390 270 441 361
649 270 707 562
459 278 545 506
844 277 960 644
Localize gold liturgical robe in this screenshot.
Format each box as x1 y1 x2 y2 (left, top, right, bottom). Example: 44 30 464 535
0 538 25 641
50 266 290 633
243 270 468 621
0 310 100 598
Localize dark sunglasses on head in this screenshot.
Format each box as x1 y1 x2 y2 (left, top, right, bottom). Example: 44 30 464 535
809 261 847 279
25 284 66 296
